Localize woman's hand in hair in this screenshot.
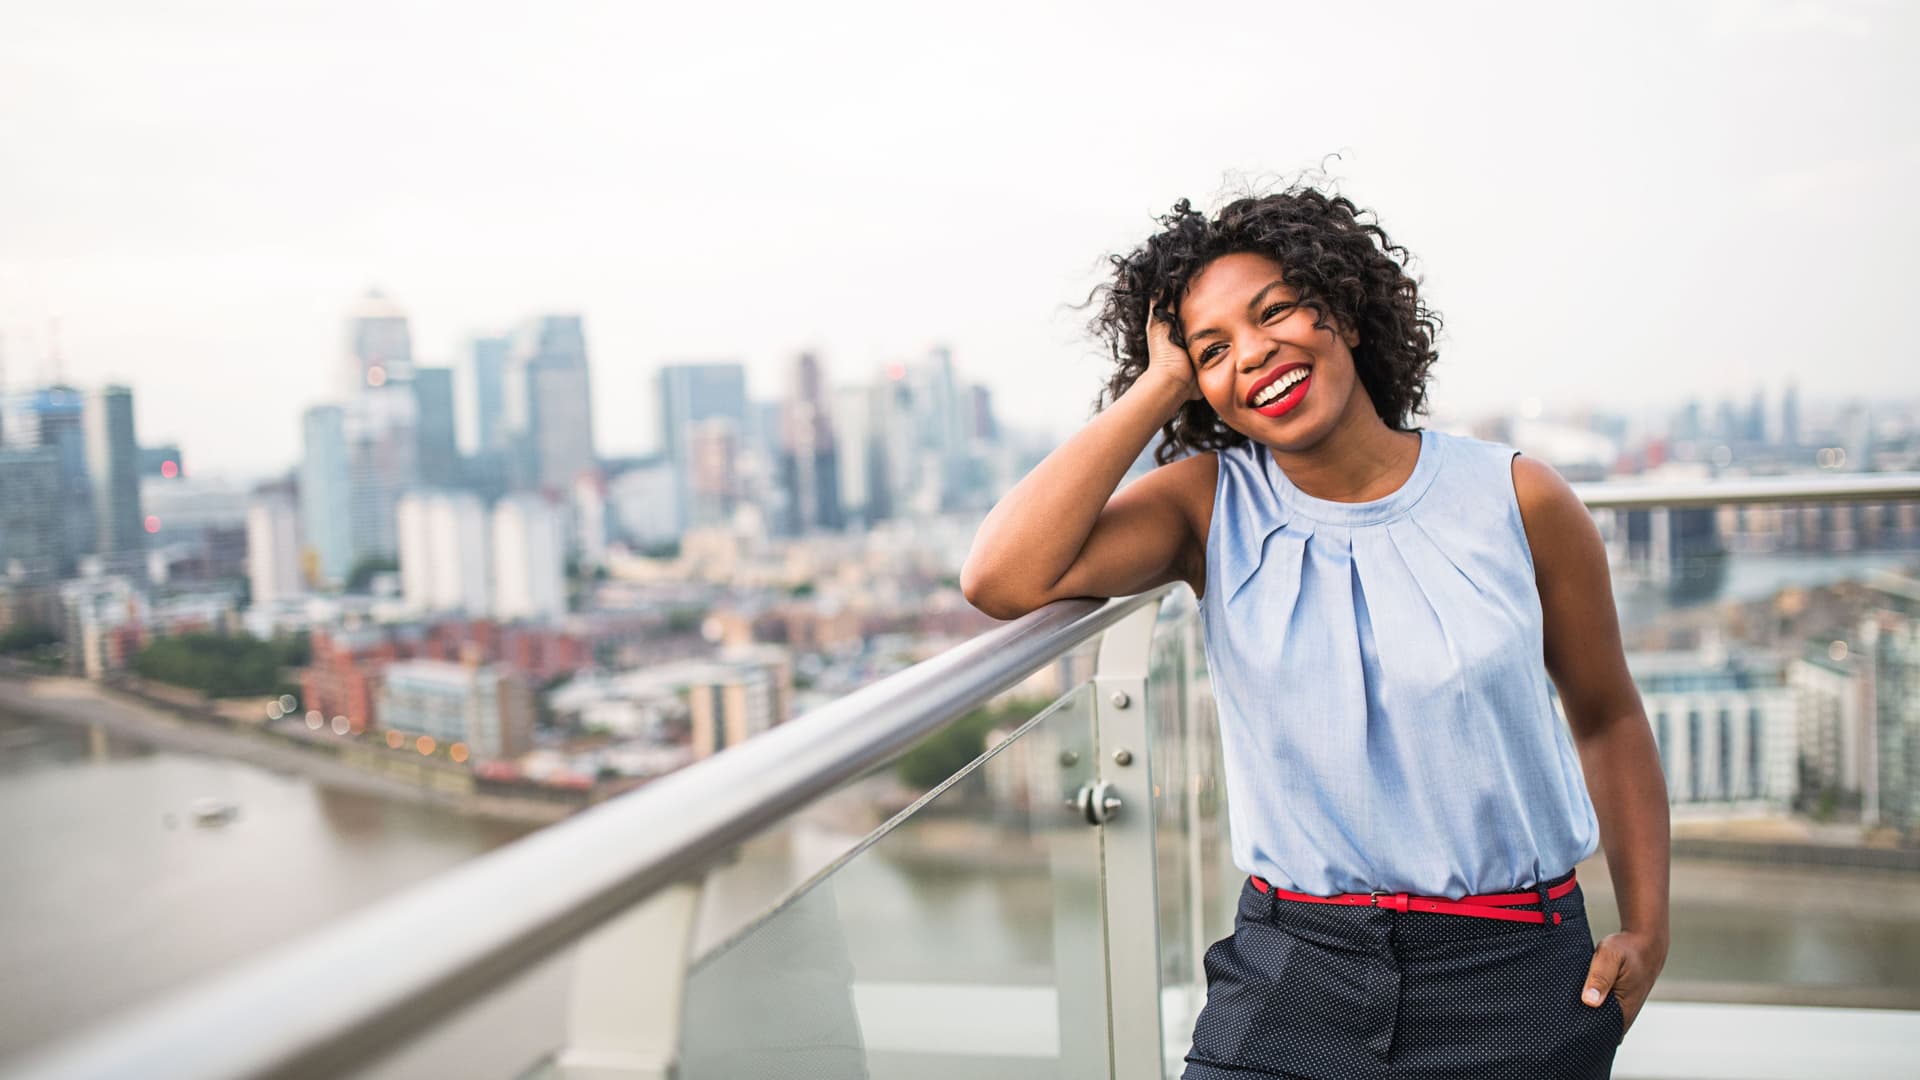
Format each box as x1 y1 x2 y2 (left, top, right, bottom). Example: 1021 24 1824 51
1143 300 1203 408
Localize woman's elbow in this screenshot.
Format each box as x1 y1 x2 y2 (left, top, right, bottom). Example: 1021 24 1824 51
960 560 1041 621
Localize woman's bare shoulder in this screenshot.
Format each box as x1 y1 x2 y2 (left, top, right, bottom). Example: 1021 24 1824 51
1129 451 1219 596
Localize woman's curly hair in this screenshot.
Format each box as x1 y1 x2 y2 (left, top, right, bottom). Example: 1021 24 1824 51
1088 185 1441 465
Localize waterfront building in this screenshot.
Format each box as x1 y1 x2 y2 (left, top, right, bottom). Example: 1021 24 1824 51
396 491 491 615
302 626 406 733
1863 611 1920 836
1789 639 1871 809
377 659 534 760
245 489 303 608
59 575 147 679
492 495 566 620
84 385 145 577
1627 650 1797 810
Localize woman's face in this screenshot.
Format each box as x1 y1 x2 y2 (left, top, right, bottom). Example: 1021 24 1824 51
1176 251 1367 449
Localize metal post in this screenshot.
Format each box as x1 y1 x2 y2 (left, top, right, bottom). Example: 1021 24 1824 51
553 881 703 1080
1092 598 1167 1080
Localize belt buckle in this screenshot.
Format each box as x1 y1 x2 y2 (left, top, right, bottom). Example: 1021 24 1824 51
1369 889 1387 907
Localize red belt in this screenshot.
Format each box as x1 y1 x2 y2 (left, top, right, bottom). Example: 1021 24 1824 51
1250 870 1576 925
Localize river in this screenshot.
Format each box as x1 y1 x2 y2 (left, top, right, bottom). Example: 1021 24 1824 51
0 708 530 1063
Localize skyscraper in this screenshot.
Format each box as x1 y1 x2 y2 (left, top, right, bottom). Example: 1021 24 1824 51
0 445 63 580
2 386 93 569
412 367 460 487
658 363 749 533
777 352 843 535
344 289 415 396
299 404 355 586
84 385 144 572
912 345 973 512
469 334 511 454
344 386 415 563
502 315 597 493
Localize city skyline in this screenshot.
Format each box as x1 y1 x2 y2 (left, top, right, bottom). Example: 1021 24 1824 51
4 1 1917 477
4 289 1912 484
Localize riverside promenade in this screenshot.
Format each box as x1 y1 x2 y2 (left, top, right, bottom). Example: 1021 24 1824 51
0 671 578 826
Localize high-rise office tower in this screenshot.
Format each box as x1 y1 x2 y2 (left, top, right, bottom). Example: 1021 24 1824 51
412 367 460 487
1781 382 1801 449
246 487 303 605
2 386 94 568
344 386 415 562
658 363 749 533
469 334 511 454
777 352 843 535
0 445 64 580
344 289 415 396
299 404 355 586
911 345 973 512
337 294 421 560
84 385 144 572
502 315 597 493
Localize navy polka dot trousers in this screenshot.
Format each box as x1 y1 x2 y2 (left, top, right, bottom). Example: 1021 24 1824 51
1182 868 1624 1080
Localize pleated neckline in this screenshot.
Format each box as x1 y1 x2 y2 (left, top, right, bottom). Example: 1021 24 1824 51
1258 428 1442 527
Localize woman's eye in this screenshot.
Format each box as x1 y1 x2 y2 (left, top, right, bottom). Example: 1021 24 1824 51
1263 303 1293 322
1200 345 1225 364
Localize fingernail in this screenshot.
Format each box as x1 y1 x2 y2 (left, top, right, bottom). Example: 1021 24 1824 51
1582 988 1602 1005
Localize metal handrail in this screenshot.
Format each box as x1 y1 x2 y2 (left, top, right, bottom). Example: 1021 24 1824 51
8 589 1172 1080
1573 472 1920 510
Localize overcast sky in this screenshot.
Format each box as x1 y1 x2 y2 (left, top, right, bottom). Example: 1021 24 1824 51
2 0 1914 478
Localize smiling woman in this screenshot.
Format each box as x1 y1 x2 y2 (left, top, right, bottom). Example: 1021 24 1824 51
1088 190 1440 468
960 184 1672 1079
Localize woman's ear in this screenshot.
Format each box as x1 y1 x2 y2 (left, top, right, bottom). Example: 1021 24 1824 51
1341 322 1361 349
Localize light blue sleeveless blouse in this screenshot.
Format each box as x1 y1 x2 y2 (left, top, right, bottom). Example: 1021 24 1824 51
1197 427 1601 898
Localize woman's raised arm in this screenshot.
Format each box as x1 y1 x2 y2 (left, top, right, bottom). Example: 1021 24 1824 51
960 314 1211 620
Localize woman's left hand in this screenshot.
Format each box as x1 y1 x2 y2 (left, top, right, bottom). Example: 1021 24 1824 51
1581 928 1667 1035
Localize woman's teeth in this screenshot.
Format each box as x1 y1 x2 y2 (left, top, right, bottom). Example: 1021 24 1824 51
1253 368 1308 407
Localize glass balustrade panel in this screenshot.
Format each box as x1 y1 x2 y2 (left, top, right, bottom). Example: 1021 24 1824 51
677 681 1104 1080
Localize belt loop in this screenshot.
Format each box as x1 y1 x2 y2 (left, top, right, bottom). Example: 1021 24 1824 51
1533 858 1553 932
1264 880 1278 923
